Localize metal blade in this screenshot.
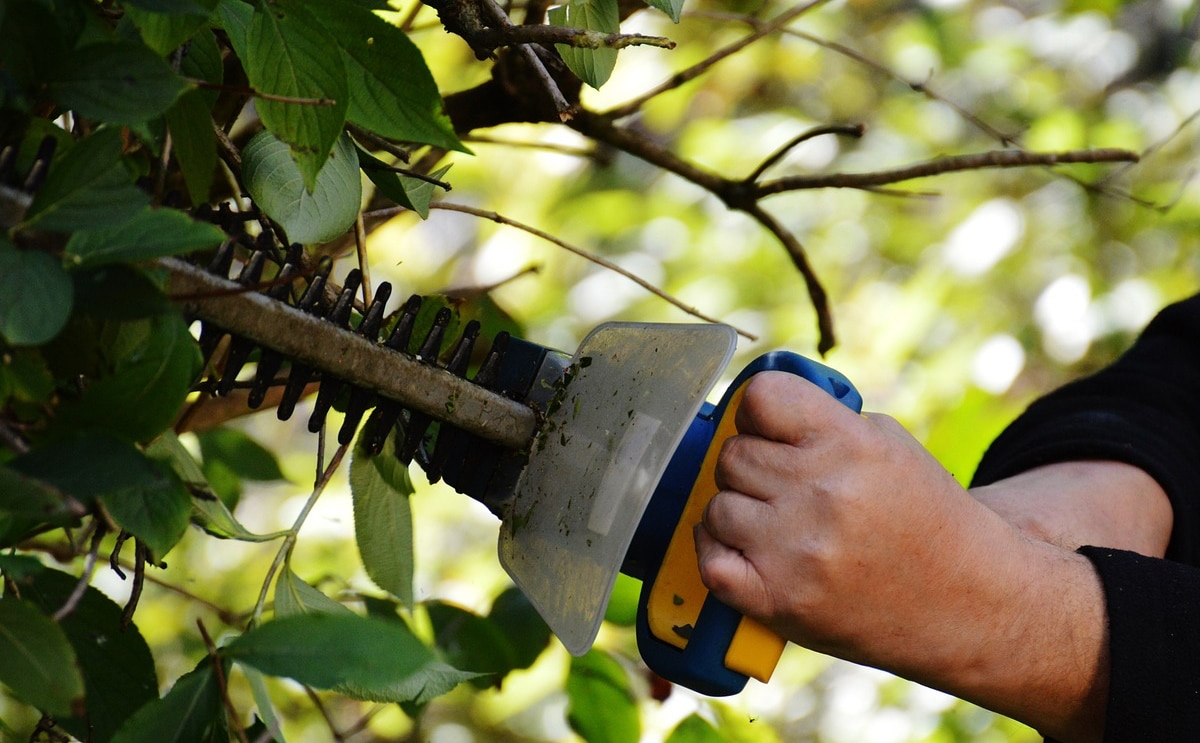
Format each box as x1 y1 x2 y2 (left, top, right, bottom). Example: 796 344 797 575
498 322 737 656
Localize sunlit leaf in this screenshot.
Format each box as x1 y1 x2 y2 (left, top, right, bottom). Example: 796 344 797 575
46 41 189 124
358 147 450 219
110 659 225 743
223 613 435 694
567 649 639 743
244 0 348 189
350 429 415 606
64 207 225 268
0 239 73 346
19 568 159 743
549 0 619 89
300 0 464 151
243 130 361 244
273 566 355 618
665 714 727 743
0 597 85 717
644 0 684 23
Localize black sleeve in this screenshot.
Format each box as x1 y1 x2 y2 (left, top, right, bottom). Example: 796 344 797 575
970 293 1200 743
972 293 1200 563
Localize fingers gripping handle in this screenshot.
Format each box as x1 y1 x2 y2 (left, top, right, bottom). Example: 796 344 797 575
634 352 863 696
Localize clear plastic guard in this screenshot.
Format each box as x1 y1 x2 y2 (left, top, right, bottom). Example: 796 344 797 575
497 322 737 656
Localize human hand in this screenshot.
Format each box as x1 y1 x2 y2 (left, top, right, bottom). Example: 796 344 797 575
694 372 1108 743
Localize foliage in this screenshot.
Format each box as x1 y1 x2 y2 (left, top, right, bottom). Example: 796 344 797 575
1 0 1198 740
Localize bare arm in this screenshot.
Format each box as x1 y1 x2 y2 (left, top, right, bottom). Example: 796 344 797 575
693 372 1144 743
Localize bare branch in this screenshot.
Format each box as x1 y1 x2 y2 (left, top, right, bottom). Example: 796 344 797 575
746 123 866 183
754 148 1140 196
471 24 676 51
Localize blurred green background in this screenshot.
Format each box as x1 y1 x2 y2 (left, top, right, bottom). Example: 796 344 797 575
7 0 1200 740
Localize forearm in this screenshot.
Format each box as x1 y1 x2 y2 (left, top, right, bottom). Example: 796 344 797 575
971 460 1172 557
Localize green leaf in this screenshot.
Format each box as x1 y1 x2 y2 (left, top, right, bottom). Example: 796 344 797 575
665 714 728 743
64 207 225 268
46 41 189 125
359 148 449 219
110 659 225 743
350 429 415 607
427 602 509 686
338 660 479 706
52 313 203 443
216 0 253 59
273 566 355 618
223 613 436 693
0 597 85 717
72 264 172 321
0 239 73 346
167 90 219 205
23 128 151 232
196 428 286 482
603 572 640 627
12 433 192 558
125 7 211 55
18 568 159 743
244 0 348 189
644 0 684 23
124 0 216 16
242 666 286 743
487 587 552 670
299 0 465 152
0 464 79 527
0 555 45 580
566 649 640 743
243 129 361 244
549 0 619 89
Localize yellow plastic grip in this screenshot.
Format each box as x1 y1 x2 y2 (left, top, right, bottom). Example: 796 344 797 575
645 382 786 682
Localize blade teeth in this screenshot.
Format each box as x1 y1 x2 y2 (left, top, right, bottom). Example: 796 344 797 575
190 247 510 494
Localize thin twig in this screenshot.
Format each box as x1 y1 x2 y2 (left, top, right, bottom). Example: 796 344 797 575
52 524 106 622
479 0 575 119
754 148 1139 195
471 25 676 51
368 202 758 340
347 123 411 165
461 134 597 159
304 686 347 742
355 212 372 308
603 0 834 120
198 619 252 743
120 541 147 629
746 123 866 183
117 558 242 625
248 441 350 628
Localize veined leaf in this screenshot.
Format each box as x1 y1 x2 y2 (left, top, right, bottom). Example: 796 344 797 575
358 147 450 219
167 89 218 205
64 207 224 268
125 7 211 55
0 239 73 346
217 0 253 58
110 659 225 743
644 0 684 23
51 312 203 444
46 41 189 124
274 565 355 618
223 613 435 692
350 429 415 607
0 597 85 717
19 568 159 743
243 129 361 244
299 0 465 152
549 0 619 89
245 0 348 189
22 128 150 232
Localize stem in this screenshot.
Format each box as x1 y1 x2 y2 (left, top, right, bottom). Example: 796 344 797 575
248 441 350 627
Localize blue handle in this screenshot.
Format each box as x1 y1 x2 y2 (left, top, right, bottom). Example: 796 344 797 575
629 352 862 696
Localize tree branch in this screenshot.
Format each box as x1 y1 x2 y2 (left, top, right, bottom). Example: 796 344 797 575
754 148 1140 196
